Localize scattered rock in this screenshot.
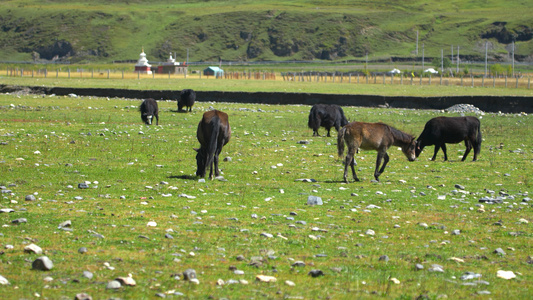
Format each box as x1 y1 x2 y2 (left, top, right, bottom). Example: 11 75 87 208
496 270 516 280
78 247 88 254
308 269 324 277
106 280 121 289
25 195 36 201
0 274 9 285
82 271 93 279
74 293 92 300
256 275 277 282
307 196 323 205
494 248 506 256
183 269 197 280
116 276 136 286
378 255 389 262
12 218 27 224
24 244 43 255
32 256 53 271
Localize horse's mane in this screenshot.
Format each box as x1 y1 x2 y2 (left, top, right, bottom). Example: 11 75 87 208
388 125 414 144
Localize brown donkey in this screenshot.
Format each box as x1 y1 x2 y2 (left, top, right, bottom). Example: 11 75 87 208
194 110 231 179
337 122 416 182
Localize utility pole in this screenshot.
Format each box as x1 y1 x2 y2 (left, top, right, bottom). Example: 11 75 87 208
451 45 453 64
456 46 460 73
422 43 425 71
484 42 488 77
441 49 444 72
416 31 419 55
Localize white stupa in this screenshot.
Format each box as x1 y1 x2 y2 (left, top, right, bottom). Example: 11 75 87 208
134 48 152 74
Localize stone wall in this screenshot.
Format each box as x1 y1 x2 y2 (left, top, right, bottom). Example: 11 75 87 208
1 85 531 113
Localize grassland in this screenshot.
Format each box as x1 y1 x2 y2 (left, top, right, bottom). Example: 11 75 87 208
0 92 531 299
1 0 531 63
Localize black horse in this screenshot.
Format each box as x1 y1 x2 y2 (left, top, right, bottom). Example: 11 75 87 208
416 116 482 161
139 98 159 125
178 89 196 112
308 104 349 137
194 110 231 179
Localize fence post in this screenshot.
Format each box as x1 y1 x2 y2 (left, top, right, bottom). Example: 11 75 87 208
516 77 519 88
382 74 385 85
481 76 484 87
410 76 413 85
493 77 495 88
440 74 442 85
68 68 70 79
56 69 59 78
400 74 403 85
505 76 507 88
419 75 422 85
461 75 463 87
366 75 368 84
529 77 531 89
471 76 474 87
45 69 47 78
92 69 94 78
32 70 34 78
122 70 124 79
429 74 431 85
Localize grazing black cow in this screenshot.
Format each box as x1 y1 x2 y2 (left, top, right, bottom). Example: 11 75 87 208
194 110 231 179
416 116 481 161
139 98 159 125
178 89 196 112
308 104 349 137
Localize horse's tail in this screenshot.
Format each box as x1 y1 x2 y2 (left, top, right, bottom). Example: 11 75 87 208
205 117 221 171
308 106 317 129
337 126 347 157
475 119 482 150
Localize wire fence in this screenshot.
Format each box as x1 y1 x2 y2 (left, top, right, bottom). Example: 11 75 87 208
3 67 532 90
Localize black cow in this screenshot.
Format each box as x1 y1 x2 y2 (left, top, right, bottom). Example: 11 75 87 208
178 89 196 112
139 98 159 125
416 116 481 161
308 104 349 137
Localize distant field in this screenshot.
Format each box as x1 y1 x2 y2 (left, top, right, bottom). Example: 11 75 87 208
1 74 533 97
0 93 531 299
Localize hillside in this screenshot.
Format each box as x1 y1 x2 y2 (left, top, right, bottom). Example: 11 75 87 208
0 0 532 63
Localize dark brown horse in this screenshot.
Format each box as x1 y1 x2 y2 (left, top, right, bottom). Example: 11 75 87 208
337 122 416 182
194 110 231 179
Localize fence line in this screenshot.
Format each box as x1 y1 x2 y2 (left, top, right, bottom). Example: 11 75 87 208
3 67 531 90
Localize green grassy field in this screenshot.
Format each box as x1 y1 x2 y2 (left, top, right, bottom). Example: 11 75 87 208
0 92 531 299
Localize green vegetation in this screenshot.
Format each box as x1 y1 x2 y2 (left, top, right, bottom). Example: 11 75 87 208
0 93 531 299
0 0 531 63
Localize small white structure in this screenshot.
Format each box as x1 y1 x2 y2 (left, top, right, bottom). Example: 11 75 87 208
157 53 188 74
424 68 438 74
388 68 401 75
135 48 152 74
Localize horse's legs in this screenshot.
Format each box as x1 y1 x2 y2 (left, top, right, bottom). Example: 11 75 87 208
462 139 472 161
374 152 389 181
155 114 159 126
431 144 440 161
213 145 223 177
350 156 358 182
343 147 359 182
326 127 331 137
313 129 319 137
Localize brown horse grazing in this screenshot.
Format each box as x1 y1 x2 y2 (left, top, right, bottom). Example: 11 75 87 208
194 110 231 179
337 122 417 182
